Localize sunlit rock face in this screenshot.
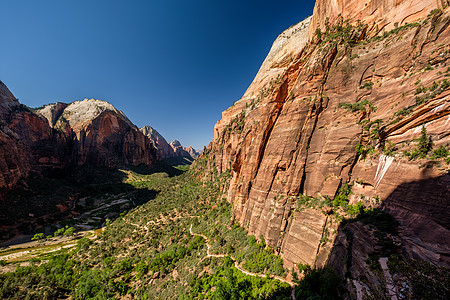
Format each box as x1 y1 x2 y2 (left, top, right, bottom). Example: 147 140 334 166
307 0 447 39
0 91 158 193
184 146 201 158
169 139 192 158
200 0 450 288
140 125 174 159
55 99 157 166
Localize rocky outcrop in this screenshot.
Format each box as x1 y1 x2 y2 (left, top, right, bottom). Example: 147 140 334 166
307 0 448 39
0 91 158 193
170 140 192 158
140 126 199 159
54 99 157 166
38 102 68 127
200 2 450 296
184 146 201 158
0 82 30 191
140 125 175 159
0 83 71 190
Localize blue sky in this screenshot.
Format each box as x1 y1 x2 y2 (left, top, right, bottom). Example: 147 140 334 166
1 0 315 150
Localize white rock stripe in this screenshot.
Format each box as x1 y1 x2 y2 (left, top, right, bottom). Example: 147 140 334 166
374 155 394 189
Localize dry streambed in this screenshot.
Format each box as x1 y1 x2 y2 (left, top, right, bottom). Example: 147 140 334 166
0 229 102 273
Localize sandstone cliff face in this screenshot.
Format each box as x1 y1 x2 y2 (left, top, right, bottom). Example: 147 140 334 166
140 125 175 159
307 0 448 39
0 82 30 191
0 92 158 192
38 102 68 127
170 139 192 158
200 3 450 295
140 126 198 159
56 99 157 166
184 146 201 158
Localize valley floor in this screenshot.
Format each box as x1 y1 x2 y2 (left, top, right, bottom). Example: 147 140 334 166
1 164 337 299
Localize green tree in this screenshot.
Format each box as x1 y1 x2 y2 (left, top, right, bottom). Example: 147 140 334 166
64 227 75 236
418 125 433 158
31 233 45 241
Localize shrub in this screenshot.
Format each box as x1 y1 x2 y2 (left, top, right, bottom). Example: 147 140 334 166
31 233 45 241
430 145 449 158
339 99 376 112
359 81 374 90
333 182 352 209
64 227 76 236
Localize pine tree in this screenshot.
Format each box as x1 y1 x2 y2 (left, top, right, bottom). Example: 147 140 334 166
418 125 433 158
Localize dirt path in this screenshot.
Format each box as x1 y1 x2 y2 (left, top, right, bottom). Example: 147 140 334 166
189 224 296 299
379 257 398 300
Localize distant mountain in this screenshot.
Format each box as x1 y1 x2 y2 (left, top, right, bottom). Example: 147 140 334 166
36 98 157 167
140 126 197 160
184 146 202 158
0 83 158 193
169 140 192 158
140 125 174 159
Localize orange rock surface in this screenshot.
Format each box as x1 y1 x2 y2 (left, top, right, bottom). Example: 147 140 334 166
201 3 450 281
0 94 158 193
307 0 448 39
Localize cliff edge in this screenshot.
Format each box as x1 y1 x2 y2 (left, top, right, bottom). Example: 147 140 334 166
199 2 450 298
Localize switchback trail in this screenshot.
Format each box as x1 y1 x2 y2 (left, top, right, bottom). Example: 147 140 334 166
189 224 297 300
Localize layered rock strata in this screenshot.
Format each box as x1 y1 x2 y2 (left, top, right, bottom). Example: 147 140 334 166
140 125 174 159
200 2 450 294
140 126 199 159
307 0 448 39
0 91 158 193
44 99 158 167
184 146 202 158
0 82 30 191
170 139 192 158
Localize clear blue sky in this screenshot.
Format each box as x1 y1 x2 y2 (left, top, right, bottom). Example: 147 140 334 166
1 0 315 150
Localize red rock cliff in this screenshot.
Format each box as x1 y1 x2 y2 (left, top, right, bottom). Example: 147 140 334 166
200 3 450 296
0 82 30 191
0 92 158 192
55 99 157 167
308 0 448 39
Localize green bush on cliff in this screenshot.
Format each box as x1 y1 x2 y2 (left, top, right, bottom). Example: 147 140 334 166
430 145 449 158
404 125 435 160
359 81 374 90
339 99 376 112
333 182 352 209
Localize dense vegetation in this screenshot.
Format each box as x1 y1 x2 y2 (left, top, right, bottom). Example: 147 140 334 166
0 163 299 299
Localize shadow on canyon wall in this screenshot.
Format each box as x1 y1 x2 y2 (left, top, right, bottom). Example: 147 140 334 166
0 164 164 244
326 171 450 299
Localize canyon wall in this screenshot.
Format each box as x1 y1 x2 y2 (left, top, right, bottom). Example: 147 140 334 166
0 91 159 193
307 0 448 39
140 125 174 159
0 82 30 191
140 126 198 159
200 2 450 297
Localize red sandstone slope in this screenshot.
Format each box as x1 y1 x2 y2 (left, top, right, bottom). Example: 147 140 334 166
184 146 201 158
199 1 450 296
50 99 158 167
140 125 174 159
170 139 193 158
0 88 158 193
0 82 30 191
140 126 198 159
307 0 448 39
